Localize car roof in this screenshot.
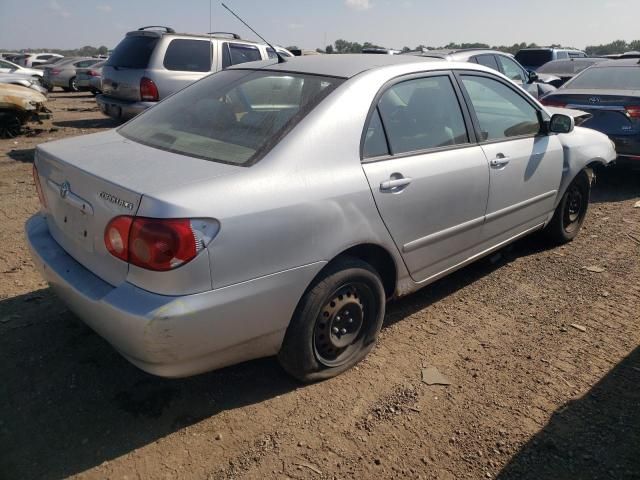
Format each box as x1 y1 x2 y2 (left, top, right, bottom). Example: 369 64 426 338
518 47 582 52
126 29 275 48
228 54 439 78
592 58 640 68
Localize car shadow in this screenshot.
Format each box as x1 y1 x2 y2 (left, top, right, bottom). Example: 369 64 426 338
591 164 640 204
6 148 35 163
496 346 640 479
53 118 122 130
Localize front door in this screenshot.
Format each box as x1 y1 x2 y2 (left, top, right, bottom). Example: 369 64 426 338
458 73 564 243
361 73 490 282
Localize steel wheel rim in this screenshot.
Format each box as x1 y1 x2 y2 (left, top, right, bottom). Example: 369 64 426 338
563 185 584 233
313 282 374 368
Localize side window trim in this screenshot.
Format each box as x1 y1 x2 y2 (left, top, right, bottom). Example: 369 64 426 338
360 70 479 162
452 70 546 146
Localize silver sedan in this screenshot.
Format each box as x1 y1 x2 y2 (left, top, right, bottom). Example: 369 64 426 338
26 55 616 381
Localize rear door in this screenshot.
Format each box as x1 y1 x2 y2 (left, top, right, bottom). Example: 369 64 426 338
153 38 214 98
361 72 490 282
457 73 563 242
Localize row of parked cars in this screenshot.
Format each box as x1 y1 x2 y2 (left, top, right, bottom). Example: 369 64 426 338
25 25 624 381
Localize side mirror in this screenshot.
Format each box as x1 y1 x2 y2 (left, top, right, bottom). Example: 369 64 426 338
528 71 539 83
548 113 575 134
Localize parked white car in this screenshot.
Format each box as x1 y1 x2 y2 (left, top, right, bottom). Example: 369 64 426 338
0 58 43 77
17 53 63 68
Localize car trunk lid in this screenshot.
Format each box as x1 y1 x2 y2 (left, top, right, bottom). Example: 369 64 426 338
34 130 240 286
544 89 640 135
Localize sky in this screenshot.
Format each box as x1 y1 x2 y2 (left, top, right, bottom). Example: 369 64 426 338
0 0 638 51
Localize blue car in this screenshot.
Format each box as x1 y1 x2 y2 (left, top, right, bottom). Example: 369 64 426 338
541 58 640 166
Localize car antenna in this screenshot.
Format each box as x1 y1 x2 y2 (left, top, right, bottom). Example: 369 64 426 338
221 2 287 64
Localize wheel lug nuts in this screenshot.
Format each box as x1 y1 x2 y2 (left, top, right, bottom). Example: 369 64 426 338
336 316 341 321
340 328 347 334
332 327 339 334
348 318 353 323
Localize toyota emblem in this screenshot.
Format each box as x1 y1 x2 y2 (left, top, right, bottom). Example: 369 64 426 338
60 181 70 199
589 97 601 104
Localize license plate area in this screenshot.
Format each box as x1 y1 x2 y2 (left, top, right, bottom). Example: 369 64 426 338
57 202 94 252
45 179 95 252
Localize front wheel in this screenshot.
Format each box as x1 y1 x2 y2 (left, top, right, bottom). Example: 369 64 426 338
278 257 386 382
543 170 590 244
0 112 22 138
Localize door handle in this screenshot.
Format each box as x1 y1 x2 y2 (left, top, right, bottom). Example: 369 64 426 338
490 154 510 169
380 177 413 191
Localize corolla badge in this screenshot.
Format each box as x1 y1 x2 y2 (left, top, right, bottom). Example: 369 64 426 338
589 97 601 104
99 191 134 210
59 181 70 199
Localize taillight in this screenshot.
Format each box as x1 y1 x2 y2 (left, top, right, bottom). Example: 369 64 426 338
104 216 133 261
51 69 61 75
104 216 219 271
89 70 100 77
32 164 47 209
140 77 159 102
541 98 567 108
625 106 640 118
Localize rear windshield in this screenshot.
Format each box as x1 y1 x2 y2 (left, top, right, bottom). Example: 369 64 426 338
106 35 158 69
565 66 640 90
515 50 552 68
119 70 344 166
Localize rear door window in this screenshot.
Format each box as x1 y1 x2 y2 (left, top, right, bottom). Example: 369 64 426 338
163 39 212 71
363 108 390 158
473 55 499 71
556 51 570 60
377 75 469 154
222 43 262 68
107 35 159 69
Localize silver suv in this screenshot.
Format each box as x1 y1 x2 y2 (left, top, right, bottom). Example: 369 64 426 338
97 26 291 119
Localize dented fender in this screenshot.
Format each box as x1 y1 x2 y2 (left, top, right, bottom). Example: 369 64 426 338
554 126 617 207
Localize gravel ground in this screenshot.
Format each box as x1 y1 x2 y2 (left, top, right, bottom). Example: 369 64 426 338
1 92 639 480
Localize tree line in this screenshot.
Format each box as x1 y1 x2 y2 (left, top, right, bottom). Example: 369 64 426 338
1 45 109 56
313 39 640 56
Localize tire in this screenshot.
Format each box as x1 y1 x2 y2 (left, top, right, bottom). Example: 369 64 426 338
0 112 22 139
278 257 386 382
68 76 78 92
543 170 590 244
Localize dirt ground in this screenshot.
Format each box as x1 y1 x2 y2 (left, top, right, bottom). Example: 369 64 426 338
1 92 639 480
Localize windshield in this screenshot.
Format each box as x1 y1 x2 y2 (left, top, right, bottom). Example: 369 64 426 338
515 50 552 68
565 66 640 90
119 69 344 166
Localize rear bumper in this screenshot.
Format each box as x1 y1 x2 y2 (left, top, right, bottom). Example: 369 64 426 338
26 214 324 377
96 94 154 119
610 134 640 158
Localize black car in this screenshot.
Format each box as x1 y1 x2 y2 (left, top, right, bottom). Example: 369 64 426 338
541 59 640 165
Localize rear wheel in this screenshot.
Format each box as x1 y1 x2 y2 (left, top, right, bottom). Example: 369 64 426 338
543 170 590 244
68 76 78 92
0 111 22 138
278 257 386 382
